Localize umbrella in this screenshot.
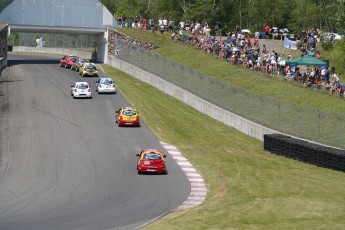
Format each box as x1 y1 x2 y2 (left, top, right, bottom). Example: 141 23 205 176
241 29 251 33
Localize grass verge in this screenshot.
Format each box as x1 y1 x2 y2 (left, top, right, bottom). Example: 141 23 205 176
103 64 345 229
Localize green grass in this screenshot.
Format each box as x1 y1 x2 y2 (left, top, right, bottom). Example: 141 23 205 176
102 64 345 229
117 28 345 114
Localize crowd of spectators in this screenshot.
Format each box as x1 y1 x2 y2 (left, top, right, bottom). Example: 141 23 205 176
118 16 344 99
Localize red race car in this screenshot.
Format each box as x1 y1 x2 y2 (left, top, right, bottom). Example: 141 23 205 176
136 149 167 174
59 55 78 69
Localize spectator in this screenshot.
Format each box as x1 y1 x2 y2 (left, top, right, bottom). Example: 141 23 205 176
264 25 270 39
168 19 174 32
163 18 168 31
179 20 185 30
159 24 165 35
204 25 210 38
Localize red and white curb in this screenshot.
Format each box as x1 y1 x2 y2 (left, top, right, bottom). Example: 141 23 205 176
161 142 207 210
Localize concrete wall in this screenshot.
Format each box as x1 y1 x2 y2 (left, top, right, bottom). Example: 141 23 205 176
0 57 7 70
0 24 8 70
12 46 93 60
96 30 108 63
0 25 7 58
105 56 278 141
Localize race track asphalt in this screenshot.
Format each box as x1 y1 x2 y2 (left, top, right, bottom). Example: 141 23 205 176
0 54 190 230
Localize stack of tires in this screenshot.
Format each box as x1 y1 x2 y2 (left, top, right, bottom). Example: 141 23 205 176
264 134 345 172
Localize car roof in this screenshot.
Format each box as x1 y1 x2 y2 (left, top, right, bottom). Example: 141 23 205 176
122 107 136 111
99 78 113 82
142 149 161 153
74 82 89 85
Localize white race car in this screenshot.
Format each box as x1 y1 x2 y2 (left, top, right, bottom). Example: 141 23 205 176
95 78 116 94
71 82 92 99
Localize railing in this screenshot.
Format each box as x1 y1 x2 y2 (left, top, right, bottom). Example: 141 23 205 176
116 50 345 149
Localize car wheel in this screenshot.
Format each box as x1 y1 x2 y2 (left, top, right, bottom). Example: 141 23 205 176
118 122 121 127
137 170 141 175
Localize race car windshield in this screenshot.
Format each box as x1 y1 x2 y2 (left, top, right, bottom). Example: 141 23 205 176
123 111 136 116
86 65 96 70
102 80 113 85
143 153 162 160
78 84 89 89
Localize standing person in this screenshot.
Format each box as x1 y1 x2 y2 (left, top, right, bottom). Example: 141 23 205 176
168 19 174 32
163 18 168 31
159 23 165 35
142 18 147 30
179 20 185 30
214 23 219 36
149 18 155 33
264 24 270 39
204 25 210 38
262 44 266 53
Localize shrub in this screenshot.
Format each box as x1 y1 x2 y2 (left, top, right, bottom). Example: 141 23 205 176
321 41 334 51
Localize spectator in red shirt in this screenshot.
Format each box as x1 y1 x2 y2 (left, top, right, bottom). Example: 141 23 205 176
265 25 270 39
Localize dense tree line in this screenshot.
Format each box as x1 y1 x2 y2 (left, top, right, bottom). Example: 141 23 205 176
0 0 13 13
101 0 345 34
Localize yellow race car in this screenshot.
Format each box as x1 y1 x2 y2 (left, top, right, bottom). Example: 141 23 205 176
115 107 140 127
79 62 98 77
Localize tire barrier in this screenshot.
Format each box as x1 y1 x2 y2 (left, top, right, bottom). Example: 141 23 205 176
264 134 345 172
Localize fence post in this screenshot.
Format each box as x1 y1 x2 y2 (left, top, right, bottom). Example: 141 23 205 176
340 113 343 148
221 84 225 107
247 92 250 116
278 101 281 131
234 88 237 112
296 104 301 138
200 73 203 98
317 109 321 142
260 96 264 124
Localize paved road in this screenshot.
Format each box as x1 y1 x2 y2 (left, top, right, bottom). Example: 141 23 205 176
0 54 190 230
